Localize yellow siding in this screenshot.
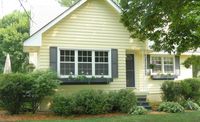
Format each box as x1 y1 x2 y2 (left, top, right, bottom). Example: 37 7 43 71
38 0 145 92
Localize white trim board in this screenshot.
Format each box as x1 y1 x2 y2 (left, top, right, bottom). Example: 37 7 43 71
23 0 121 47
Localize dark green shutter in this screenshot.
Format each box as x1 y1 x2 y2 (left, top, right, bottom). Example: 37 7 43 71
111 49 118 78
49 47 57 72
175 56 180 75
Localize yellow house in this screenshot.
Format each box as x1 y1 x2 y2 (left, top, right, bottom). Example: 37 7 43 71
24 0 195 104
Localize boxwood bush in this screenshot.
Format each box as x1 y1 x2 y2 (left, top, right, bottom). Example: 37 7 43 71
0 70 59 114
72 90 111 114
106 89 137 113
51 89 137 115
50 95 75 115
161 81 182 102
180 78 200 102
158 102 184 113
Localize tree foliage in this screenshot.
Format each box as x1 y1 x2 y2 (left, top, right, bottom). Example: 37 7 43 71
58 0 120 7
57 0 79 7
0 11 29 72
183 55 200 77
120 0 200 54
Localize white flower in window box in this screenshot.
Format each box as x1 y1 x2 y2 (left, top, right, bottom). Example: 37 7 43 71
101 73 104 78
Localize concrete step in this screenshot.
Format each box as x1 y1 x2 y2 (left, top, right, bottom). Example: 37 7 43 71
136 95 151 110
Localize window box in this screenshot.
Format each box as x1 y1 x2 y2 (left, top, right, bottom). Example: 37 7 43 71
60 77 113 85
151 74 176 80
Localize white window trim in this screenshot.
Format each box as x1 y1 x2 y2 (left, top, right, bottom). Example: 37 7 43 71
57 47 112 78
150 55 175 75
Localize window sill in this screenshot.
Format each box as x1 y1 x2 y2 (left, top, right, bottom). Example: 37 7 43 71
151 75 176 80
60 78 113 85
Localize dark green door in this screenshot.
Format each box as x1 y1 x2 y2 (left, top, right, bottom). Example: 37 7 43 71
126 54 135 87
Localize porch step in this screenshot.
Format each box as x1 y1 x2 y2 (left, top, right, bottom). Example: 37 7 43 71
136 95 151 110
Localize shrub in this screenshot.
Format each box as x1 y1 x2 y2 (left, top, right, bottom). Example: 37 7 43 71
50 95 75 115
117 89 137 113
0 70 59 114
0 73 28 114
180 78 200 102
158 102 184 113
161 79 200 102
51 89 137 115
183 100 200 111
106 89 137 113
161 81 182 102
72 90 111 115
129 106 148 115
25 70 59 113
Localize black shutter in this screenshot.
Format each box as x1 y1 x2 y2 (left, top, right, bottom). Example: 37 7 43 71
145 54 151 75
147 55 151 69
175 56 180 75
111 49 118 78
49 47 57 72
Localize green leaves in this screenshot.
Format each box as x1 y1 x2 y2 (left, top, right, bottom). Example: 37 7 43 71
0 70 59 114
0 11 29 72
120 0 200 54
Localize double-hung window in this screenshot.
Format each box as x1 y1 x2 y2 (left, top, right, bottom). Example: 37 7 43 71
95 51 109 76
59 49 111 77
151 56 174 74
78 51 92 75
163 57 174 73
60 50 75 75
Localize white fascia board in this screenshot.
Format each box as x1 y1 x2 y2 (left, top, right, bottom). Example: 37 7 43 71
182 52 200 55
106 0 121 13
149 51 200 56
23 0 87 47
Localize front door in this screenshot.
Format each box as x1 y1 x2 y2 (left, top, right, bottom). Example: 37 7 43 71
126 54 135 87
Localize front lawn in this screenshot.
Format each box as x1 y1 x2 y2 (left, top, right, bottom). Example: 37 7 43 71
19 111 200 122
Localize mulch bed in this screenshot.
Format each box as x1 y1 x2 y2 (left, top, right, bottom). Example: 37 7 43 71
0 111 126 122
0 111 168 122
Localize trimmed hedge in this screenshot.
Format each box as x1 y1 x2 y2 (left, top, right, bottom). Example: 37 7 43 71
51 89 137 115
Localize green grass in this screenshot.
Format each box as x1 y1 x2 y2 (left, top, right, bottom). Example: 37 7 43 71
18 111 200 122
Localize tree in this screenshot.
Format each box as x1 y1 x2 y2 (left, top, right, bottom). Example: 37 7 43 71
58 0 120 7
57 0 79 7
183 55 200 77
120 0 200 54
0 11 29 72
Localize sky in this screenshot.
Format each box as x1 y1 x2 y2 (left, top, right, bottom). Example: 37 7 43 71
0 0 66 34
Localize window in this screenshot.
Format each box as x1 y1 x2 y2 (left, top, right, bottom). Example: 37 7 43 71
60 50 75 75
59 49 111 77
95 51 109 76
164 57 174 73
151 56 174 74
78 51 92 75
151 57 162 73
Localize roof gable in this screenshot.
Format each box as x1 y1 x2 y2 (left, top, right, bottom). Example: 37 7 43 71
24 0 121 47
